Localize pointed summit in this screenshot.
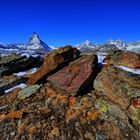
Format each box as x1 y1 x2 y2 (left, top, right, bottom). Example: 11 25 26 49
28 32 41 45
27 32 52 52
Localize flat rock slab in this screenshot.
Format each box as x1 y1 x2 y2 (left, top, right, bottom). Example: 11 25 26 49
18 84 42 100
48 55 98 95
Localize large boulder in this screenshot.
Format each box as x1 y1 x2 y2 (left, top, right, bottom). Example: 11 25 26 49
27 46 80 85
94 66 140 110
0 54 41 77
95 98 131 131
48 55 98 95
105 51 140 68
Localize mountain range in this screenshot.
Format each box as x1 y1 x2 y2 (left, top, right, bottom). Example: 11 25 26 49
76 39 140 54
0 33 140 55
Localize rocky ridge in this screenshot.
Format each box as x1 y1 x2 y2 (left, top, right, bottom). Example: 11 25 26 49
0 46 140 139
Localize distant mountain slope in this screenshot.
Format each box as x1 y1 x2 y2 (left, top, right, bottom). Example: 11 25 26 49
92 44 119 54
127 41 140 54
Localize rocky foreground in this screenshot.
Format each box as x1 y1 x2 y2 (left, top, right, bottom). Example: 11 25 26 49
0 46 140 140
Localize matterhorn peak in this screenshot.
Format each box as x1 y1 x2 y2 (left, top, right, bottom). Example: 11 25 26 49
28 32 41 45
27 32 52 52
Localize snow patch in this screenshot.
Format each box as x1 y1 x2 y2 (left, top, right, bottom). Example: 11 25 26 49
31 54 40 58
116 66 140 75
21 53 31 58
5 83 27 93
13 68 38 76
97 53 107 63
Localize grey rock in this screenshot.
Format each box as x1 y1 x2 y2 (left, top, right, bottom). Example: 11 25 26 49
18 84 42 99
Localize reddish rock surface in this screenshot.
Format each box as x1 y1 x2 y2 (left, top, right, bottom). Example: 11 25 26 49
105 51 140 68
48 55 98 95
28 46 80 85
127 97 140 130
94 66 140 110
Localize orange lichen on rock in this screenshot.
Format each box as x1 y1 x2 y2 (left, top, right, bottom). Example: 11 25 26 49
6 111 23 119
0 111 23 120
18 123 26 133
87 111 99 121
28 125 36 134
69 96 76 107
49 127 60 138
66 108 82 123
46 87 58 98
58 95 68 105
0 114 6 120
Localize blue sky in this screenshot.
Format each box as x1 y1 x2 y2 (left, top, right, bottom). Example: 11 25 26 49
0 0 140 46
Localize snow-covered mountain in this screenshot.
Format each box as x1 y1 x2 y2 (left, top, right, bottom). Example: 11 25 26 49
75 40 96 52
107 39 127 50
0 32 55 56
1 35 140 56
75 39 127 53
92 44 119 54
27 32 52 52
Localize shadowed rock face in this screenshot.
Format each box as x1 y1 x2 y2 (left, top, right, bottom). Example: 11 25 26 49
47 55 98 95
105 51 140 68
27 46 80 85
94 66 140 110
0 54 42 77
